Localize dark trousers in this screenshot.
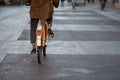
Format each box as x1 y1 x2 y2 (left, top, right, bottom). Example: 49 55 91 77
30 17 52 44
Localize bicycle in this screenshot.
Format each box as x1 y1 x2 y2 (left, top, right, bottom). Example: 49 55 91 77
26 4 47 64
36 20 48 64
26 3 54 64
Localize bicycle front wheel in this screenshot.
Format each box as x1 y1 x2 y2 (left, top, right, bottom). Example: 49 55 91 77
37 46 42 64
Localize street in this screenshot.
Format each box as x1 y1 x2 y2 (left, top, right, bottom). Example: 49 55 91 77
0 2 120 80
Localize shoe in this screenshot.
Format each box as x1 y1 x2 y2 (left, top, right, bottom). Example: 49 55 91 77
48 28 54 38
31 48 36 55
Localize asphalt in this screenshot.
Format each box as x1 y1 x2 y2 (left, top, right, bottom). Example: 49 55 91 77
0 1 120 80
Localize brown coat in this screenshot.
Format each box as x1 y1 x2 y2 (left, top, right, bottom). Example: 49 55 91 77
27 0 59 19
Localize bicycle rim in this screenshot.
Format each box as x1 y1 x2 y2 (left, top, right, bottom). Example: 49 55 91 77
37 46 42 64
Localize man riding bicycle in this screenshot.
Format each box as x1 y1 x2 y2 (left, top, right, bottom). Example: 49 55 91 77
26 0 59 54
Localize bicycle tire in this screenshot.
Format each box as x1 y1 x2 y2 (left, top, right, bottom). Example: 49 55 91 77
43 46 46 57
37 46 42 64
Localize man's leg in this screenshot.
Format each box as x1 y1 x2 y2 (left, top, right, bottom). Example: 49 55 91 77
46 17 54 38
30 18 39 54
46 16 53 28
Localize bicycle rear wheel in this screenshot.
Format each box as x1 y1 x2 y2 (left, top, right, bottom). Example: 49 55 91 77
37 46 42 64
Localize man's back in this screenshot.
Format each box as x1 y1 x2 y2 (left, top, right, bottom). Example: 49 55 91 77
28 0 59 19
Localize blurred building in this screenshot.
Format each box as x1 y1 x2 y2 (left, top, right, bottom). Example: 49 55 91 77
0 0 5 5
114 0 120 8
107 0 120 8
0 0 25 5
0 0 120 8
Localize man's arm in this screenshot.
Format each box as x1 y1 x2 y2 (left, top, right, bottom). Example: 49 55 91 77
52 0 60 8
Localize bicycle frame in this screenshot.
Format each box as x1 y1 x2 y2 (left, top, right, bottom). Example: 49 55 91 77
36 23 48 47
36 22 48 64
